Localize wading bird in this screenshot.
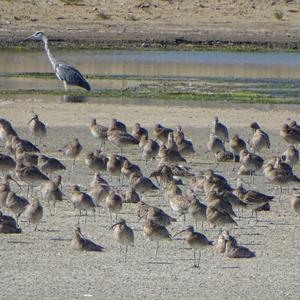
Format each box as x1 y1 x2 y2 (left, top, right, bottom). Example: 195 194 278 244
25 31 91 91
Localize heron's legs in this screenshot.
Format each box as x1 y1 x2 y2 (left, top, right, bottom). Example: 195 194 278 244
63 81 68 91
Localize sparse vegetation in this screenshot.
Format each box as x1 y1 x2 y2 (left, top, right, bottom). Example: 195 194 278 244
96 11 111 20
60 0 83 5
274 10 284 20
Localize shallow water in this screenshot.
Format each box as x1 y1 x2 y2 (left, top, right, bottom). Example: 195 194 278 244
1 49 300 103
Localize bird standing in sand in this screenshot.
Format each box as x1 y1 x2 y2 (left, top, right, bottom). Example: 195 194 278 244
111 218 134 262
61 138 82 172
28 114 47 146
174 225 213 268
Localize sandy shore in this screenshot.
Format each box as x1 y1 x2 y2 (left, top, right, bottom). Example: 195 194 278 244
0 98 300 299
1 0 300 48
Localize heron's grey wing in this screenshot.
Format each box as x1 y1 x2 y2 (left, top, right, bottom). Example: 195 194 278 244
55 63 91 91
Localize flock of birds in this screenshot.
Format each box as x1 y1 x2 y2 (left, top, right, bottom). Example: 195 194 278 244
0 113 300 267
0 32 299 268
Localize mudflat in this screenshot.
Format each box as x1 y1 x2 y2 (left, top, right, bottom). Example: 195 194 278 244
0 97 300 299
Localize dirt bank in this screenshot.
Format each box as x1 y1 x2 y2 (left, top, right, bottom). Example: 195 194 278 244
1 0 300 49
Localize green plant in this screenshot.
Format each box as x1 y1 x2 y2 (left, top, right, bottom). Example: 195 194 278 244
96 11 111 20
274 10 284 20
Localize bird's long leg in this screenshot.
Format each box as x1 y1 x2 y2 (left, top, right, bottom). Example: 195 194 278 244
155 241 159 258
278 186 283 202
47 198 53 216
193 249 196 267
77 210 81 224
248 210 254 225
72 158 76 174
34 224 38 231
125 246 128 263
119 245 122 263
63 80 68 91
197 250 201 268
85 210 88 225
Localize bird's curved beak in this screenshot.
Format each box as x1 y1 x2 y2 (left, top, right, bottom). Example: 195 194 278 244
173 228 187 238
111 221 122 230
27 117 34 125
10 177 21 189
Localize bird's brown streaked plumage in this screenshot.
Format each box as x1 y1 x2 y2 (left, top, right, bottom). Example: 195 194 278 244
282 145 299 167
0 210 21 233
111 218 134 262
173 225 213 267
229 134 247 155
212 116 229 143
38 154 66 175
89 119 108 150
132 123 148 141
105 190 123 222
71 226 104 252
69 185 96 223
24 198 43 231
290 195 300 216
153 123 173 144
249 122 270 153
40 175 63 216
143 218 172 257
28 114 47 145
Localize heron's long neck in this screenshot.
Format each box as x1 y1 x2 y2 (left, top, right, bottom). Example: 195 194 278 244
42 36 57 70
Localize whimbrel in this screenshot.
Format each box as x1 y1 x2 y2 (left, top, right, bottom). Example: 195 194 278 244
111 218 134 262
139 135 159 165
40 175 63 216
290 195 300 216
28 114 47 145
0 210 21 233
225 238 255 258
280 123 300 145
130 173 159 194
38 154 66 175
187 190 207 230
212 116 229 143
146 206 177 227
235 181 273 222
132 123 148 141
71 226 104 251
0 153 16 174
85 151 108 172
89 119 108 150
229 134 246 155
61 138 82 172
174 225 213 268
69 185 96 224
6 191 29 222
282 145 299 167
24 198 43 231
248 122 270 153
143 218 172 257
173 126 195 155
153 123 173 144
105 190 122 222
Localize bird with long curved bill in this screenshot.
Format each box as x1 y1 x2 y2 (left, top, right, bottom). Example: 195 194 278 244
24 31 91 91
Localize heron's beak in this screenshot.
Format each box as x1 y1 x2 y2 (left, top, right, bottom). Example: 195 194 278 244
173 228 187 238
23 34 35 41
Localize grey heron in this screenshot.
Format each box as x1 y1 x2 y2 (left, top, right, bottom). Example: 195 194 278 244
25 31 91 91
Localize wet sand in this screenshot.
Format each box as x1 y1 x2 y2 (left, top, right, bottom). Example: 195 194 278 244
0 98 300 299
